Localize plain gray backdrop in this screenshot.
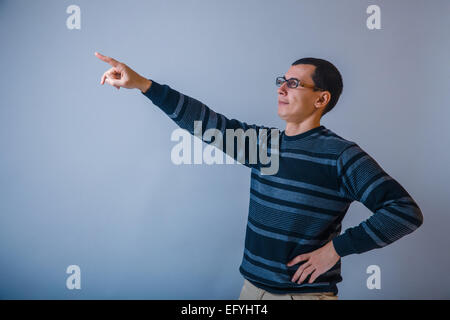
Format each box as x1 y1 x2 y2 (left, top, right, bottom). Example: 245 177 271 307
1 0 449 299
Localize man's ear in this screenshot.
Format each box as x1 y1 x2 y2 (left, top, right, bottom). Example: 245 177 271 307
316 91 331 107
315 92 330 117
316 91 331 108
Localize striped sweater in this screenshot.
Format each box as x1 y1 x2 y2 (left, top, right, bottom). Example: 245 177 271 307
142 80 424 295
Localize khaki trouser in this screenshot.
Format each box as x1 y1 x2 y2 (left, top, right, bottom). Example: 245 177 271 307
239 279 338 300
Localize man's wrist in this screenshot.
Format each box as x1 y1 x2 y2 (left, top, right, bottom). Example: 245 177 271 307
138 78 152 93
330 240 341 258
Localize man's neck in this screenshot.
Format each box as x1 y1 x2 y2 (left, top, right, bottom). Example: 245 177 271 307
284 120 321 136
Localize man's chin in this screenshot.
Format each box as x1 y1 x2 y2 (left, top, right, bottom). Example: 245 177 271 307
277 113 288 121
277 108 288 120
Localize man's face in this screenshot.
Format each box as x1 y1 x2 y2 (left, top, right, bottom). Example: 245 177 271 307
277 64 325 122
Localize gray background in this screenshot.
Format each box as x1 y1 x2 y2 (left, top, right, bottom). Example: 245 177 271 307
1 0 449 299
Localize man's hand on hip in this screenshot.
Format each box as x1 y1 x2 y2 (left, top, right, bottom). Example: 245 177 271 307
95 52 152 93
286 240 341 284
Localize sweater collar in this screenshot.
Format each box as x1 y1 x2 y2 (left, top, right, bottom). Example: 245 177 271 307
282 125 325 141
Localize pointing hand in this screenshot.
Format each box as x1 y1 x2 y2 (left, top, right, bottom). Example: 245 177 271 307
95 52 151 93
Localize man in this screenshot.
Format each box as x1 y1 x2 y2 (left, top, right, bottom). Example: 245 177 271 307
95 52 423 300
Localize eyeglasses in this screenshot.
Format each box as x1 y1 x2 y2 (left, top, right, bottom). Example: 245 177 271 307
276 76 324 91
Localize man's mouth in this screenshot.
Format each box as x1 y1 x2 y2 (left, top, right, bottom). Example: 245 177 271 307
278 100 288 105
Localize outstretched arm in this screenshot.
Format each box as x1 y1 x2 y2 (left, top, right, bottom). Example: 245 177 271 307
95 52 279 172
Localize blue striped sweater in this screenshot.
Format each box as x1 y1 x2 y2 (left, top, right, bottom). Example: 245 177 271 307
142 80 424 295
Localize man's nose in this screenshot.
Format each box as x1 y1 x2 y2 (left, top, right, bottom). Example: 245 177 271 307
277 82 288 95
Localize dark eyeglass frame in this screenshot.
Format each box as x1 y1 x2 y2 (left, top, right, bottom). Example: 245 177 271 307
276 76 324 91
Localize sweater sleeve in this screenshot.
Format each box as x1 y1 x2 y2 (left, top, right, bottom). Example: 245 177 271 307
141 79 278 171
332 144 424 258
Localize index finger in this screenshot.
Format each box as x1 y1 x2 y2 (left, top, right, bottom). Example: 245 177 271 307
95 52 120 67
286 254 309 266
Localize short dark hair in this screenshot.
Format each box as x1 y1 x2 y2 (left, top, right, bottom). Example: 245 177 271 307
291 57 343 117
